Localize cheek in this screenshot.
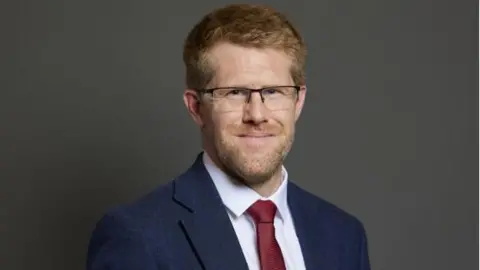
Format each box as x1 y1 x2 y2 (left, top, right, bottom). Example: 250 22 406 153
209 112 241 134
275 110 296 129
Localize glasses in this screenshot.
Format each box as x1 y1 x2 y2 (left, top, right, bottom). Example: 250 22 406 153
196 85 301 112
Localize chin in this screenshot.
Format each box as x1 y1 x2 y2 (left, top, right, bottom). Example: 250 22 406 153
234 164 277 185
215 137 288 178
231 153 282 179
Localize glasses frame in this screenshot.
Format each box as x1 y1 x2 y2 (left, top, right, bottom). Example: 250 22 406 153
195 85 302 104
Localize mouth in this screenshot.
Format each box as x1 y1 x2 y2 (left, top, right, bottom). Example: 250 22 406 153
236 134 276 147
237 133 275 138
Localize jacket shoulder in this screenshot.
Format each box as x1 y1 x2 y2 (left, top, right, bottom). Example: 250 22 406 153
104 180 179 225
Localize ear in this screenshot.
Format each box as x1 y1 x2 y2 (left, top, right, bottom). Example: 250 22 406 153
294 85 307 122
183 89 205 127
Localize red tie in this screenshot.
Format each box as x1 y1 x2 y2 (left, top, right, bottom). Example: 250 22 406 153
247 200 286 270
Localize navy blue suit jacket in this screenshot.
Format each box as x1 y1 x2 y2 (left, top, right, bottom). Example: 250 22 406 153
86 153 371 270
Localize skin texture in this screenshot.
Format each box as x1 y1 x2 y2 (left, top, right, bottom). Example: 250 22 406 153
184 43 306 197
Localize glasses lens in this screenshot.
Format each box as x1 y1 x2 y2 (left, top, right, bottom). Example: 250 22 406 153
208 86 297 112
263 86 297 110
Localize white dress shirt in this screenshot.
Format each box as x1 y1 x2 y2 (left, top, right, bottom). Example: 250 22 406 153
203 152 306 270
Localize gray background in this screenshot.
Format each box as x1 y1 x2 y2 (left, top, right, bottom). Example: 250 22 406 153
1 0 477 269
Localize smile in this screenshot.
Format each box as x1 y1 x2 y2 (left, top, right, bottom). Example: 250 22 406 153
236 134 276 146
237 134 274 138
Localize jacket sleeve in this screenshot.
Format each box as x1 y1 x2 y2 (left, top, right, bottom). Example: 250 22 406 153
86 212 159 270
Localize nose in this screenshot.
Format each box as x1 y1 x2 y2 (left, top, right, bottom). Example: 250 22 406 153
242 91 268 124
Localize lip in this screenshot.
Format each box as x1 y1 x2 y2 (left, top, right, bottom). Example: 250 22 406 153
237 134 274 138
236 134 275 147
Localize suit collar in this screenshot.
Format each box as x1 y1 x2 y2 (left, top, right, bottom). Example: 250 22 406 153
172 153 249 270
172 152 222 214
287 182 336 269
172 152 332 270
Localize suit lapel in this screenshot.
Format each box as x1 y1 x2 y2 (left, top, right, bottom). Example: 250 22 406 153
288 182 337 270
173 154 249 270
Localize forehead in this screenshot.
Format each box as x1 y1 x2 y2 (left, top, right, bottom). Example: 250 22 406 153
206 43 293 87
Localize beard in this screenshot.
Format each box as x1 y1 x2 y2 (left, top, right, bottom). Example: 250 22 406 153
212 123 295 186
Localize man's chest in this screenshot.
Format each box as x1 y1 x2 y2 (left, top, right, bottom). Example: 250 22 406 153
227 212 307 270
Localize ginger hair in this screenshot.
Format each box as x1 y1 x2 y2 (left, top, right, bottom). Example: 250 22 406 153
183 4 307 89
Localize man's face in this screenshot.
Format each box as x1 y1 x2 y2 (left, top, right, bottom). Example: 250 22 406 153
185 43 306 185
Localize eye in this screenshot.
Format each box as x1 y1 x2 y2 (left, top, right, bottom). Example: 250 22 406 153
225 89 249 96
263 88 282 95
227 89 242 95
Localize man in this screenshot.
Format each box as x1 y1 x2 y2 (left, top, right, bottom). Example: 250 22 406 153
87 4 371 270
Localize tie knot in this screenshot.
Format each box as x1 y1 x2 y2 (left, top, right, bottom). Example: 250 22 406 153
247 200 277 224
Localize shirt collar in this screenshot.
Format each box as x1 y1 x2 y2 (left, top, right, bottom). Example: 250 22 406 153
202 151 289 221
